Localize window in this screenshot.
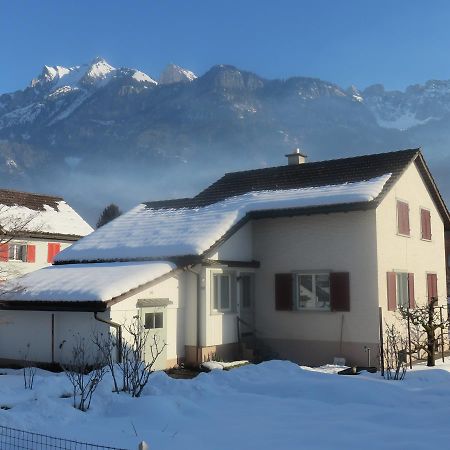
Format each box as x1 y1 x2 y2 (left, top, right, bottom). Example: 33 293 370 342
397 201 410 236
144 312 163 329
8 244 27 262
396 273 409 308
212 273 231 312
240 274 253 309
421 209 432 240
296 273 330 310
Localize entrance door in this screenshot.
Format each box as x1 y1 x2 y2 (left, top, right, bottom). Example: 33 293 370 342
140 306 167 371
239 274 255 335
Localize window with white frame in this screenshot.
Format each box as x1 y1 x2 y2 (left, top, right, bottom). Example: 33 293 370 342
212 273 231 312
296 273 330 310
8 244 27 262
396 272 409 308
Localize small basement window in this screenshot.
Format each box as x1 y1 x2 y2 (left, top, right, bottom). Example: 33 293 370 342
8 244 27 262
212 273 231 312
144 312 163 329
296 273 330 310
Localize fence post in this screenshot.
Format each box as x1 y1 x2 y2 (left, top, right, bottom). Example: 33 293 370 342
138 441 149 450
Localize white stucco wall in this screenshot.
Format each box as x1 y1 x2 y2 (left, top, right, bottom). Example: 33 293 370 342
208 222 253 261
0 310 107 364
0 238 73 279
251 210 380 347
376 161 447 318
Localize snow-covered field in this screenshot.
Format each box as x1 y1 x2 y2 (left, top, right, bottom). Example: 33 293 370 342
1 360 450 449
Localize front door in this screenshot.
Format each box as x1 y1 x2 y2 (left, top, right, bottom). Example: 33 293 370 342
239 273 255 335
140 306 167 371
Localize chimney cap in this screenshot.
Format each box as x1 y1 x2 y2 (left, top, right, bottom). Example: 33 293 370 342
285 148 307 158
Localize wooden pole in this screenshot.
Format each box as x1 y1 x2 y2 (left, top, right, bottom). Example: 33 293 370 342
407 308 412 369
379 307 384 377
51 314 55 364
440 307 445 363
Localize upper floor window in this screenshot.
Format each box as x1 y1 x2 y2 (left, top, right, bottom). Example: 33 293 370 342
421 208 432 240
296 273 330 310
8 244 27 262
397 200 410 236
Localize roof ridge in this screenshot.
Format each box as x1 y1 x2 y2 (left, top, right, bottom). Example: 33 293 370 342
0 188 64 201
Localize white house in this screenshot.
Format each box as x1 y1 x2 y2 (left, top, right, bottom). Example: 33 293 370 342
0 148 448 369
0 189 93 280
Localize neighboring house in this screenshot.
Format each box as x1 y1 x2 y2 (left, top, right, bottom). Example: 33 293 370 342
0 189 93 279
0 149 448 369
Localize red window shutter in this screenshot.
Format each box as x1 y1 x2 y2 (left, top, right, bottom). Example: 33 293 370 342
427 273 438 304
0 244 8 262
47 243 61 263
330 272 350 311
387 272 397 311
408 273 415 309
27 245 36 263
421 209 431 240
275 274 293 311
397 201 410 236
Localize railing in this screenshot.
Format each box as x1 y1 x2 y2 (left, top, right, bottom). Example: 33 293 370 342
0 425 133 450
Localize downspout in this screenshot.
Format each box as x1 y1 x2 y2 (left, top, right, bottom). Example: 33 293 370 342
186 266 202 365
94 312 122 363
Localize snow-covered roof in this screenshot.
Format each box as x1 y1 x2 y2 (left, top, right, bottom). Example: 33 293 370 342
0 190 93 238
55 174 391 262
0 261 175 302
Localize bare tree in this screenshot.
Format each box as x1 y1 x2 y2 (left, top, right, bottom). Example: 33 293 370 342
383 322 407 380
62 336 107 411
399 298 448 367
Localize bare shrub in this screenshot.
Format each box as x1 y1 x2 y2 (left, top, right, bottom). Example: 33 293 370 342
383 322 407 380
118 318 166 398
22 343 37 390
92 331 120 394
62 336 107 411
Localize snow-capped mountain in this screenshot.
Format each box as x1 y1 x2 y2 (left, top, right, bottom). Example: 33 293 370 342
0 58 450 223
159 63 197 84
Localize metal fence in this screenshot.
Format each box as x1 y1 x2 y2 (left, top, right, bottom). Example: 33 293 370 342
0 425 129 450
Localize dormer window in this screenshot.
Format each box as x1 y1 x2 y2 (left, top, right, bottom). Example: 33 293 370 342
397 200 410 236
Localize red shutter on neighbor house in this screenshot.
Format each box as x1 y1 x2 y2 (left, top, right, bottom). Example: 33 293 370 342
408 273 415 309
47 243 61 263
387 272 397 311
330 272 350 311
27 245 36 263
397 201 410 236
0 244 8 262
275 273 293 311
427 273 438 304
421 209 432 240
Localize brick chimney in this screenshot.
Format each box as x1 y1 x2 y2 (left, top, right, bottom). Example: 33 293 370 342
285 148 307 165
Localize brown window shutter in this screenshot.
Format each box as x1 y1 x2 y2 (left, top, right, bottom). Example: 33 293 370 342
387 272 397 311
275 274 293 311
397 201 410 235
421 209 431 240
408 273 415 309
427 273 438 304
330 272 350 311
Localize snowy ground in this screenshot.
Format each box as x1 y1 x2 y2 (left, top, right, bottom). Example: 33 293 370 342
1 360 450 449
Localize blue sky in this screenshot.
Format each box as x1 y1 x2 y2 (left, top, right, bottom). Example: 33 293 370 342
1 0 450 93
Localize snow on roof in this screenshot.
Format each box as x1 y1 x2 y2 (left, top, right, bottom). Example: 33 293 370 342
0 261 175 302
55 174 391 262
0 197 93 237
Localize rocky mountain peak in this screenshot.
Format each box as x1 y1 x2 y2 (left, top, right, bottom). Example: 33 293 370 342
159 63 197 84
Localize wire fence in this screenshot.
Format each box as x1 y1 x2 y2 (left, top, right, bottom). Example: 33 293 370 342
0 425 130 450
